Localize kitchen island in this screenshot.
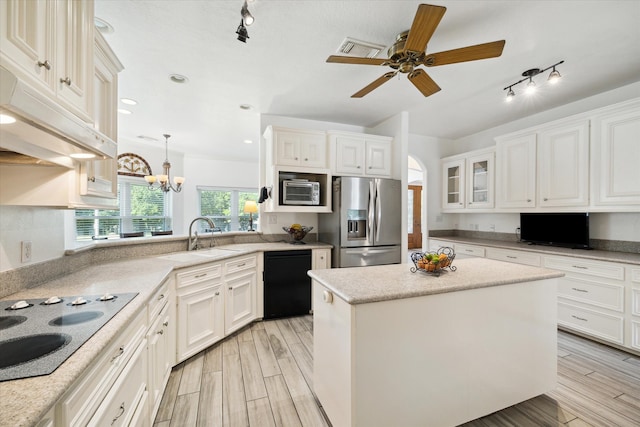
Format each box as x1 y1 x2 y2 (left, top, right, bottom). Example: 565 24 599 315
308 257 564 427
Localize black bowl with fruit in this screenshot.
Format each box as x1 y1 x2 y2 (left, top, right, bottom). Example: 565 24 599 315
410 247 456 276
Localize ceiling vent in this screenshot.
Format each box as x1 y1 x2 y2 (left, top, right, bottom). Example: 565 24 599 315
337 37 386 58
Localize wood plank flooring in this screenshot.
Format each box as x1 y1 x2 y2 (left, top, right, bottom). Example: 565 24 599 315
154 317 640 426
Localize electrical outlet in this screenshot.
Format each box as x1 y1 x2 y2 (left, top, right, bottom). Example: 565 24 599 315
489 224 496 231
268 214 277 224
21 241 32 263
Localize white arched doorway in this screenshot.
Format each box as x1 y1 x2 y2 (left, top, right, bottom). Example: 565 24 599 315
408 155 427 250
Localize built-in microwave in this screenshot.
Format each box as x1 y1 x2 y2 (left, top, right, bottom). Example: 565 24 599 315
282 180 320 205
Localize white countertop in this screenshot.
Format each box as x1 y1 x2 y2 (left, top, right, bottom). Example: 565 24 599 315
308 257 564 305
0 242 330 427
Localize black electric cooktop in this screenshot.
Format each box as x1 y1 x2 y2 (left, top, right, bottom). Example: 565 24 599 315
0 293 138 382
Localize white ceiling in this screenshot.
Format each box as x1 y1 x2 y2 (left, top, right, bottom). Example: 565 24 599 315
95 1 640 162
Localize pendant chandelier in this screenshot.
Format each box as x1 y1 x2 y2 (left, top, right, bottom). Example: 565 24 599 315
144 134 184 192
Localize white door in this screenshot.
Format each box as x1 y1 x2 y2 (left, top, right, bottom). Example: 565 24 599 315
177 284 224 361
225 271 256 335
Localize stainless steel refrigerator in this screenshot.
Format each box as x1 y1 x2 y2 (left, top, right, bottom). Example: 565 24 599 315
319 176 402 268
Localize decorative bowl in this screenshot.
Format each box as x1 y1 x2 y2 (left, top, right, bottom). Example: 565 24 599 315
410 247 456 276
282 225 313 244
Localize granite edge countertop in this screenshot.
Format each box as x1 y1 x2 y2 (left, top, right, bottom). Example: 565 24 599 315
0 242 331 427
308 257 565 305
426 236 640 265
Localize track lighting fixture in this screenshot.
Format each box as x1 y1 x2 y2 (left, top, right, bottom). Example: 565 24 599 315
241 1 254 26
503 60 564 102
236 19 249 43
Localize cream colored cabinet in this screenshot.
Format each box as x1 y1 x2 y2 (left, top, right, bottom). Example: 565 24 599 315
537 120 589 207
331 132 392 177
312 248 331 270
442 158 465 209
176 263 224 362
496 133 537 209
147 280 175 421
441 148 494 210
78 31 123 199
270 126 327 168
0 0 94 122
57 309 147 426
224 254 258 335
591 99 640 208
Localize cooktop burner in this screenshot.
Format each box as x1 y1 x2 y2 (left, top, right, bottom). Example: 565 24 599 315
0 293 138 382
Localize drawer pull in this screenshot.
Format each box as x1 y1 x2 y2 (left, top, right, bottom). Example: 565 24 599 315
572 265 588 270
157 330 164 335
60 76 71 86
571 315 588 322
158 293 165 300
215 291 220 296
111 402 125 425
236 263 246 267
163 320 169 327
229 287 233 291
465 249 473 252
506 255 517 259
37 59 51 70
195 273 207 278
110 346 124 363
571 287 589 293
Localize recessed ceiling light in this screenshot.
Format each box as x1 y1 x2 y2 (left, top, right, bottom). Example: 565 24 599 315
118 109 132 115
137 135 160 142
169 74 189 84
94 17 114 34
0 114 17 124
239 104 253 110
121 98 138 105
243 139 253 144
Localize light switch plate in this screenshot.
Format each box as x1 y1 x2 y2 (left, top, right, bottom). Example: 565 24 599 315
21 241 32 263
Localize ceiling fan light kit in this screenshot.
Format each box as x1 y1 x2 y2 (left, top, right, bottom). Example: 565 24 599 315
503 60 564 102
326 3 506 98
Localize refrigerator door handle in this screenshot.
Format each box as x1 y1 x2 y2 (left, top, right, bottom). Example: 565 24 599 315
375 179 382 242
368 180 376 245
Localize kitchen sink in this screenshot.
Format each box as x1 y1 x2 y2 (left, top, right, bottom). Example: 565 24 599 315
0 333 71 369
158 248 239 262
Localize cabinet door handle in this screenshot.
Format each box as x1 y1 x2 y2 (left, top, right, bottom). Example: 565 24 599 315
543 198 548 201
469 201 473 204
294 157 298 160
527 199 531 202
88 176 96 182
572 265 588 270
110 346 124 363
157 329 164 335
356 165 361 169
111 402 125 425
571 287 589 293
60 76 71 86
37 60 51 70
195 273 207 278
214 291 220 296
228 287 233 291
304 158 308 161
158 293 165 300
571 315 588 322
163 320 169 327
322 290 333 303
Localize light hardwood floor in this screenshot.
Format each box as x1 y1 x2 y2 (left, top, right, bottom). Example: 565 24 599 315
154 316 640 427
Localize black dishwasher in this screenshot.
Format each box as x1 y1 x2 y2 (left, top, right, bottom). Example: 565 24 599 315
263 250 312 319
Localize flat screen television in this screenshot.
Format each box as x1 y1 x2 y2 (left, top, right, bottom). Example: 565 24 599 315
520 213 591 249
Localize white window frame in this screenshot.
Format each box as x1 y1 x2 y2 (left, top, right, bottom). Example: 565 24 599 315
197 186 259 232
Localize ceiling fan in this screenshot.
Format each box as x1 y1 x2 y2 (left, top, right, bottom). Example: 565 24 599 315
327 3 506 98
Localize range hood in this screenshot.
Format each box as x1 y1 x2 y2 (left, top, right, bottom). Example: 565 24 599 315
0 66 116 168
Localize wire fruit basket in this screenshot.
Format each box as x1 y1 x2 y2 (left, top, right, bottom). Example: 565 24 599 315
410 247 456 276
282 225 313 244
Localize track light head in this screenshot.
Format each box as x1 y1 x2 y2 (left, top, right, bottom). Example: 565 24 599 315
548 67 561 84
506 87 515 102
236 19 249 43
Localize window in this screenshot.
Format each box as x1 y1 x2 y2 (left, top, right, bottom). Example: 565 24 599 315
198 187 258 232
75 178 171 240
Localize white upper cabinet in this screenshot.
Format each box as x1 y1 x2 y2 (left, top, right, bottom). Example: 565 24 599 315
496 133 537 209
537 120 589 207
0 0 94 122
591 99 640 207
442 148 494 211
330 131 392 177
273 127 327 169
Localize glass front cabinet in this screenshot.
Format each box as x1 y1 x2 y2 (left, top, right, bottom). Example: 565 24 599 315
442 159 465 209
441 149 494 211
466 152 494 209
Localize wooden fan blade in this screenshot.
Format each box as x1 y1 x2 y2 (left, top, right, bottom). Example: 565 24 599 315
408 69 441 97
352 72 397 98
404 4 446 53
326 55 388 66
425 40 506 66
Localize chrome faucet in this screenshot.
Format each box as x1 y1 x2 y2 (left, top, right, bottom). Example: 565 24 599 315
188 217 215 251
